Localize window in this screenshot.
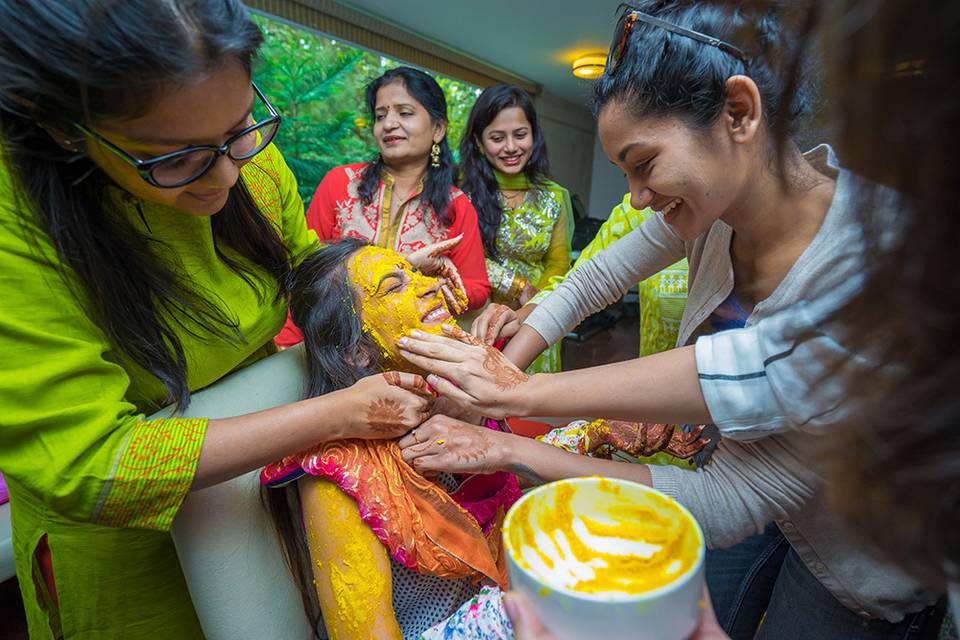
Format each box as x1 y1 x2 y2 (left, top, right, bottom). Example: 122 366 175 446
252 14 481 205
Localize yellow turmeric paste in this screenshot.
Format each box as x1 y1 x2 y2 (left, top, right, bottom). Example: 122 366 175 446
348 246 453 370
300 478 401 640
506 479 701 596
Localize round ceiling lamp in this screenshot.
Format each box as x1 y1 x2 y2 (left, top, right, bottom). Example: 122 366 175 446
572 53 607 79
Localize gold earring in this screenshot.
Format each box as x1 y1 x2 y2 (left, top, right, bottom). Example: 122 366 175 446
430 142 441 168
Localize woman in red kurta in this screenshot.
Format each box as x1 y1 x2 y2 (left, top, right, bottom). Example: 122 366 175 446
277 67 489 347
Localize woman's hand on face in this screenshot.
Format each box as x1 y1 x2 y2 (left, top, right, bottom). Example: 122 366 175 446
344 371 435 440
471 303 522 345
397 324 531 419
398 414 507 475
406 234 468 314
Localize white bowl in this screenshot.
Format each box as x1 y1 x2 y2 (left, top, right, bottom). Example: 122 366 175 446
502 477 705 640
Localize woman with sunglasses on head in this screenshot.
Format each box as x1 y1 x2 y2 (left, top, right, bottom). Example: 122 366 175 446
458 84 573 373
275 67 490 348
0 2 434 638
398 2 945 638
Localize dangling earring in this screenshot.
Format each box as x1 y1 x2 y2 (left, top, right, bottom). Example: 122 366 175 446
430 142 441 168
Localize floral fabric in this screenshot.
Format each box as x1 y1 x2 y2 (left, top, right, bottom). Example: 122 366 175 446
420 586 512 640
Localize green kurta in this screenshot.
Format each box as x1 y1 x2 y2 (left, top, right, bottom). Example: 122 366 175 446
0 143 318 638
484 172 573 374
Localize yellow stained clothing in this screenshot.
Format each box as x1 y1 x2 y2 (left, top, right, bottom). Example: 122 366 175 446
0 143 318 638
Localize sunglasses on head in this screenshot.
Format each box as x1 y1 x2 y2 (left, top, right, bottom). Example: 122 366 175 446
607 7 750 76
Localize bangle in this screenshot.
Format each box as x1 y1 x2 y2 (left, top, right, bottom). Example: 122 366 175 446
507 274 526 301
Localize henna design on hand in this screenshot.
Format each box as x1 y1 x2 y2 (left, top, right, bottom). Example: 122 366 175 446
482 347 529 392
453 429 491 464
662 424 711 458
364 398 406 434
585 420 710 459
437 258 468 314
383 371 433 395
446 324 529 391
446 324 486 347
484 305 511 344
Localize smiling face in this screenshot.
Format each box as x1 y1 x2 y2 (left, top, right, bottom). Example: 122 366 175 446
479 106 534 175
80 59 256 217
347 246 453 368
597 100 747 241
372 80 444 170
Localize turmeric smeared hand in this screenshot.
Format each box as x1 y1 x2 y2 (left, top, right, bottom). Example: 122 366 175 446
397 326 531 419
584 419 711 459
407 235 469 314
398 415 506 475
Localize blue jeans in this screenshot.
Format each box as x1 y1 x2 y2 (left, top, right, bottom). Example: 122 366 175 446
706 524 945 640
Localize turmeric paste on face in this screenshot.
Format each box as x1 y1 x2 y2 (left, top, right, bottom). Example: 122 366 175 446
347 246 453 370
506 480 701 596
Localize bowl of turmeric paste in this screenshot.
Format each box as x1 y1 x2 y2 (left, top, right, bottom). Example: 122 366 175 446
502 476 705 640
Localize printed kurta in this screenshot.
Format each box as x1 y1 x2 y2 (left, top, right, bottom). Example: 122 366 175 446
276 162 491 347
486 172 572 374
0 143 318 639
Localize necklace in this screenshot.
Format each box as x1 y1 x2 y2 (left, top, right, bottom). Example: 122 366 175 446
500 189 527 209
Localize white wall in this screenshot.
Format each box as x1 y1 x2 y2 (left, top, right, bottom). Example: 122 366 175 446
533 91 595 211
587 133 628 219
530 91 631 222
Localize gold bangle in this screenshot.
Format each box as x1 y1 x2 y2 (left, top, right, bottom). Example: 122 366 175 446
507 274 526 301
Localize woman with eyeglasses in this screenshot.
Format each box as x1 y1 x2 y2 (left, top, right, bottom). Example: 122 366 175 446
274 66 490 348
0 2 434 638
398 2 946 638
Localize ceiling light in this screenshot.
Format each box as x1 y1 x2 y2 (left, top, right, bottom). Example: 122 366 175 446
572 53 607 79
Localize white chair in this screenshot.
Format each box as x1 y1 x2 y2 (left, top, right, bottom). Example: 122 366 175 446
155 344 316 640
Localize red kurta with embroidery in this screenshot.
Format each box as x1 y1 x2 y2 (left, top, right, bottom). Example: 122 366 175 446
277 162 490 347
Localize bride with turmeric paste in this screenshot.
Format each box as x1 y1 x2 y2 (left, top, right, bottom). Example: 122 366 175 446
261 238 521 639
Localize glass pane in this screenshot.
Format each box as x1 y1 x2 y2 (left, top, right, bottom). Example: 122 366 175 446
152 150 216 186
230 120 279 160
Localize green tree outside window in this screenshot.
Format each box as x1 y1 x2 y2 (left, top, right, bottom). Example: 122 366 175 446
251 14 482 206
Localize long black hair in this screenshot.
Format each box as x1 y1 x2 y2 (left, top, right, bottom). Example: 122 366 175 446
594 2 815 159
357 67 456 226
796 0 958 588
0 0 291 410
458 84 551 257
262 238 380 637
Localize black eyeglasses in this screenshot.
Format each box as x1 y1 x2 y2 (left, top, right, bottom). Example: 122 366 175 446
73 82 282 188
608 7 750 77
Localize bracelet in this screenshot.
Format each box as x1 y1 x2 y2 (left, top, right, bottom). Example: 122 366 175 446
507 274 527 301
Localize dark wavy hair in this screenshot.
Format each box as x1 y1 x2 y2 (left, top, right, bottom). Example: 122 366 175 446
704 0 958 589
0 0 291 410
594 1 815 165
799 0 959 589
357 66 456 226
262 238 381 636
458 84 551 257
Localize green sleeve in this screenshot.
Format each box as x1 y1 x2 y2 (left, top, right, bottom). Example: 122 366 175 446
0 172 208 532
535 186 574 288
531 195 652 303
242 142 320 265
